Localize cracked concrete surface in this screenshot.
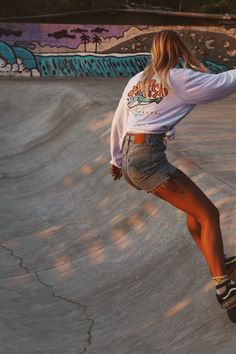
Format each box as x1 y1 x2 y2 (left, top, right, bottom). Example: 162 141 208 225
0 78 236 354
0 242 29 275
0 242 93 354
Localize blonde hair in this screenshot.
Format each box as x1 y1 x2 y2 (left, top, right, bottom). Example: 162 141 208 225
141 30 208 97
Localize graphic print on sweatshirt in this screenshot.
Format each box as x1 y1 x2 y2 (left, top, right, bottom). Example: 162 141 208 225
127 79 168 108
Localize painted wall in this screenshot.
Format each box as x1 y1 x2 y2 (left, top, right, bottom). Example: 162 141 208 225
0 22 235 78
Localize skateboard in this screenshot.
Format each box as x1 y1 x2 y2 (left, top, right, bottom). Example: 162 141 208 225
226 262 236 322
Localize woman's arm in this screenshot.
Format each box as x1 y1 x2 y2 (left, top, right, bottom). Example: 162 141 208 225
109 83 130 169
172 68 236 105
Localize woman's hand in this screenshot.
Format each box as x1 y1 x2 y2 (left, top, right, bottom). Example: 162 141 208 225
109 164 123 180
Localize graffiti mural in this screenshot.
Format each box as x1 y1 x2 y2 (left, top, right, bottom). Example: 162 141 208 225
0 22 235 78
0 41 40 77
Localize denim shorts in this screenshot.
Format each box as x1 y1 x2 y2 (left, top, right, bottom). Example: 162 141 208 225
121 132 177 193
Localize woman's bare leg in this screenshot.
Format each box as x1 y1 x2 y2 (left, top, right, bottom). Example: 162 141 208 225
186 214 203 254
150 168 227 277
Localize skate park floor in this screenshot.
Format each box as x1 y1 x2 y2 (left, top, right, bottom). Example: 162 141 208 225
0 77 236 354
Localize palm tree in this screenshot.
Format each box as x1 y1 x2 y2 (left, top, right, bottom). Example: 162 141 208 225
80 33 90 52
92 34 102 53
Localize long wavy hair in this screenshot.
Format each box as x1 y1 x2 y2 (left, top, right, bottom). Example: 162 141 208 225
140 30 208 97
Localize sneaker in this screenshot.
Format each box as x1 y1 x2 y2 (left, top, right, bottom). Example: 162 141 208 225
216 279 236 310
225 255 236 272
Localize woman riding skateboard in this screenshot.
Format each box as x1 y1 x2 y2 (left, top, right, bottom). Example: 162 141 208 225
109 30 236 310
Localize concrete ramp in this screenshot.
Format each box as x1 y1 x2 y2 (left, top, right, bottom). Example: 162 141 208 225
0 78 236 354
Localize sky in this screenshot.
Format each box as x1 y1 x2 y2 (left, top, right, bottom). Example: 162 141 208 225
0 23 148 49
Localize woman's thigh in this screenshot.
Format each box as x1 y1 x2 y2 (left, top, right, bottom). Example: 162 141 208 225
150 168 218 222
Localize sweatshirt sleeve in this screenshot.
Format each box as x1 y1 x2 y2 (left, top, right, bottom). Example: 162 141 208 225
173 68 236 105
109 84 130 168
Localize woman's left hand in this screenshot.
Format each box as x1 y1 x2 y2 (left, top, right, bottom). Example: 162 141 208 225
109 164 123 180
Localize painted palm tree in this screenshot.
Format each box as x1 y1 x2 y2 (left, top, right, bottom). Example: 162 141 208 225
80 33 90 52
92 34 102 53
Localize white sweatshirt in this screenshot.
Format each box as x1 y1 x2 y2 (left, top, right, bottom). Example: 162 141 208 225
110 67 236 168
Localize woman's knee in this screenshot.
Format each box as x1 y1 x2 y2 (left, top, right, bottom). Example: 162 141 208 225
197 204 220 224
209 205 220 221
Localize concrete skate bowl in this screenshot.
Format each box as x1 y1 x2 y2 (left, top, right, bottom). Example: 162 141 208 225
0 78 236 354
